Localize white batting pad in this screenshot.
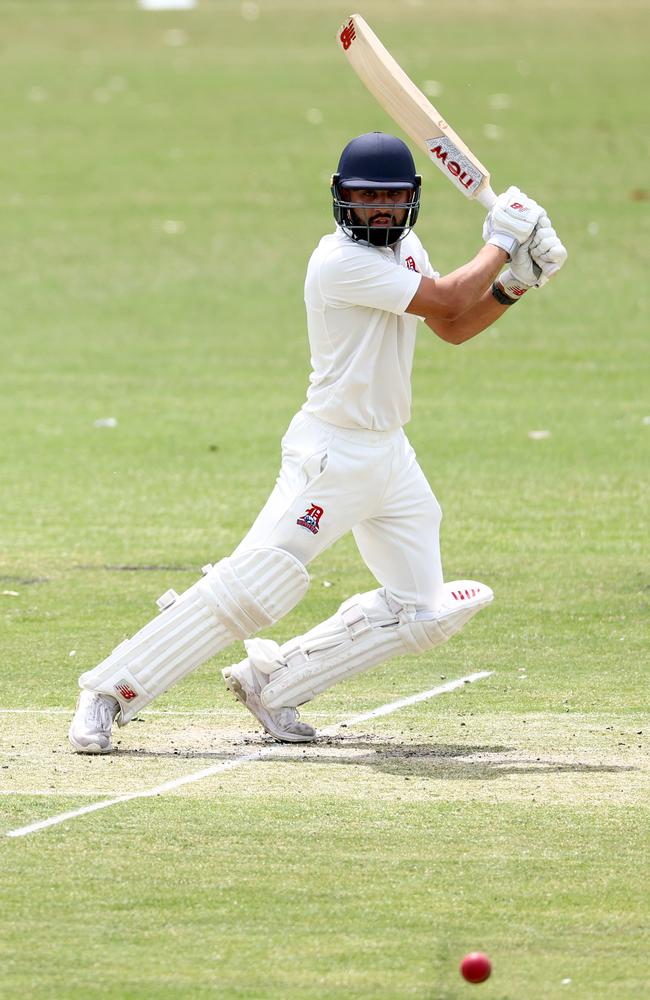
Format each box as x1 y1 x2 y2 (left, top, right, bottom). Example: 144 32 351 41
411 580 494 646
79 547 309 724
259 580 493 709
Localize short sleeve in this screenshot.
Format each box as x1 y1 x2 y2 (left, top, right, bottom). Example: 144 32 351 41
319 244 422 314
420 247 439 280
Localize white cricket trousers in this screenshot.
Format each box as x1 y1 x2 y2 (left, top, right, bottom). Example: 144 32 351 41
235 410 444 611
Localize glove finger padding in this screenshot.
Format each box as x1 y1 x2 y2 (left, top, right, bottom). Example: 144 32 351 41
530 231 568 280
509 236 542 288
529 225 556 253
532 233 564 259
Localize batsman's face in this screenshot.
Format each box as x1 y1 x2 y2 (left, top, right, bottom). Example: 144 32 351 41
344 187 411 229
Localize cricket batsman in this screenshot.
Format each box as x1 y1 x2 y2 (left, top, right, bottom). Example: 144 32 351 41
69 132 567 752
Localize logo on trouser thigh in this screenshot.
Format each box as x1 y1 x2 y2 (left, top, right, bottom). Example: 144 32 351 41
297 503 324 535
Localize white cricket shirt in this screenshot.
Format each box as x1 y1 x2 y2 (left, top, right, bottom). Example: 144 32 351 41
302 226 437 431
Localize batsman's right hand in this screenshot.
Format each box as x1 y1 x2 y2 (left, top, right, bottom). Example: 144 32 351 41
483 186 546 256
504 214 568 292
529 215 568 282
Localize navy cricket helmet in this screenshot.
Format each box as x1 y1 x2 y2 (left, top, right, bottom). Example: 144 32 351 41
331 132 421 246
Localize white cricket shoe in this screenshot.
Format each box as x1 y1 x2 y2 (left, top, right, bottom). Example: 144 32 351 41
68 690 119 754
222 659 316 744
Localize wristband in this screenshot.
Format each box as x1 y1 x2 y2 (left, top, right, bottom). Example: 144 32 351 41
495 267 530 302
491 281 518 305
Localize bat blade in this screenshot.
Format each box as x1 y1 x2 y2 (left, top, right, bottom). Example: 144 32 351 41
337 14 496 209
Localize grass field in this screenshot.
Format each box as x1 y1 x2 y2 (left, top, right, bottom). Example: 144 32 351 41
1 1 649 997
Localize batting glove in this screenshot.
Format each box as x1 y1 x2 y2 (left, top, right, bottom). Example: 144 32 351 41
483 186 546 256
496 236 541 301
529 215 568 282
496 215 569 301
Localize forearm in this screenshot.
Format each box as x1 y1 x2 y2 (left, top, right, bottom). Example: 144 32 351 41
406 244 508 325
427 284 511 345
434 244 508 318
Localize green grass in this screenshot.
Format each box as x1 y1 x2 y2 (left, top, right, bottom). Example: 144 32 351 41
1 1 649 998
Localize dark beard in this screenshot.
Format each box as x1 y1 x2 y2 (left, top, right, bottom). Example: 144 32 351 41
348 208 406 247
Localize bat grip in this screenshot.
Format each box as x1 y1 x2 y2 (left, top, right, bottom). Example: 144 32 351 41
476 185 497 210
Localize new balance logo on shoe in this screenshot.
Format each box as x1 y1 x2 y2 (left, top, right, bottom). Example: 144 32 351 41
450 587 481 601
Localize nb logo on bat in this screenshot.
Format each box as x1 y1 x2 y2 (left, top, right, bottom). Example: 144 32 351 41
297 504 324 535
339 20 356 50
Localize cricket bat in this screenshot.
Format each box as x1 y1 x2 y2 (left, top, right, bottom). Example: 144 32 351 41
337 14 497 210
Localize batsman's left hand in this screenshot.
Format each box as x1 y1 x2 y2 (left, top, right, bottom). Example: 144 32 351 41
482 186 545 256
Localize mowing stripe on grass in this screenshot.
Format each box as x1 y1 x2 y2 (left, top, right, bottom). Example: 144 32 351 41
0 675 491 720
5 670 492 838
0 707 244 716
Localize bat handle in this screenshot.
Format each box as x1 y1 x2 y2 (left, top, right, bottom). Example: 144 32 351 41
476 184 497 210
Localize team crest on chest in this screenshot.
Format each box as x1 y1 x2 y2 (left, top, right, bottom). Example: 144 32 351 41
404 255 419 271
297 503 324 535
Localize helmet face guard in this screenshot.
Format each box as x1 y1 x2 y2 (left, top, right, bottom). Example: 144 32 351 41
331 175 421 246
331 132 422 247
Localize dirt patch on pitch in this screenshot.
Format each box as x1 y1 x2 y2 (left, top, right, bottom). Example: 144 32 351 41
1 711 647 810
191 712 650 807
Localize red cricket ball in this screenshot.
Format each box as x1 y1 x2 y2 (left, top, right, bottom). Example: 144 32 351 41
460 952 492 983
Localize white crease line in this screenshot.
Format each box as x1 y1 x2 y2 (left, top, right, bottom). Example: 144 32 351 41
5 670 492 839
320 672 493 732
5 754 268 838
